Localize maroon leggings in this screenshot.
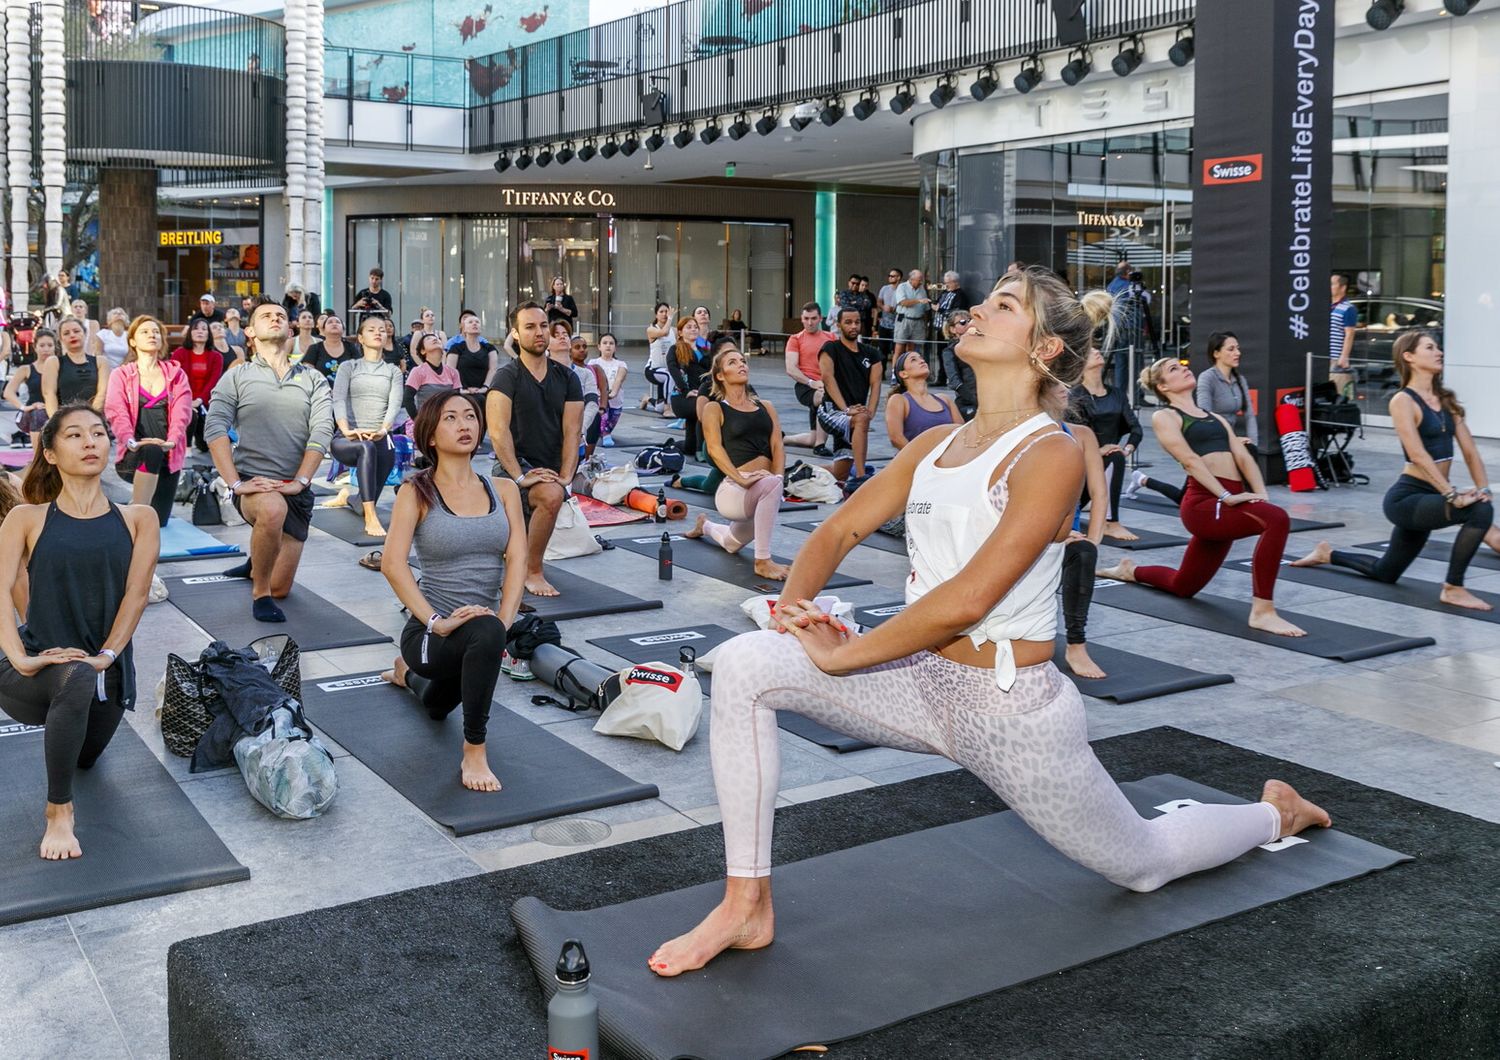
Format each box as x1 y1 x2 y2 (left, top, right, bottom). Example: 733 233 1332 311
1135 477 1290 600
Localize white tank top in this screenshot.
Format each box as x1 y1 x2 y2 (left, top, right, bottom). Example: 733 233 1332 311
98 329 128 369
904 413 1069 691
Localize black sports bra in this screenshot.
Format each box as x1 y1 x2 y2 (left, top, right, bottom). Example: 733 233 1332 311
1401 387 1454 462
1179 410 1232 457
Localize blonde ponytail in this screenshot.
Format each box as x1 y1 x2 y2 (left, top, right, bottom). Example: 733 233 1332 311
1139 356 1177 401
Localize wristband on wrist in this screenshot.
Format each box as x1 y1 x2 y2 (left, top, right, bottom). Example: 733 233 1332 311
95 648 116 700
1443 488 1458 502
1219 490 1232 502
421 612 443 664
229 480 243 494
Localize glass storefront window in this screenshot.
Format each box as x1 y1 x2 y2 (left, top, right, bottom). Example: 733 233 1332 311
157 195 263 324
348 216 510 333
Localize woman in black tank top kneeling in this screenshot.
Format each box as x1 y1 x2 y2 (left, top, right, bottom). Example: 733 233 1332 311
683 344 791 582
0 405 158 859
1291 330 1493 610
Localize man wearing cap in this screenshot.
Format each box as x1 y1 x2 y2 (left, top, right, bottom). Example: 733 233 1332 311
183 293 226 344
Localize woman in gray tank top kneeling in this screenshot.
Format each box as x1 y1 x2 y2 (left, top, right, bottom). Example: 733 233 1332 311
379 392 528 792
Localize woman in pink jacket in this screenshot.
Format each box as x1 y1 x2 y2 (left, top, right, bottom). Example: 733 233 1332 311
104 316 193 528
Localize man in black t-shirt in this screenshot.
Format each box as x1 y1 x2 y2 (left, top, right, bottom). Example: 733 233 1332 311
351 267 393 315
486 301 582 599
817 306 884 482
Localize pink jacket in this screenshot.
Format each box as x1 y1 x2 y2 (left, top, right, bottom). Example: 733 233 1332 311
104 359 193 474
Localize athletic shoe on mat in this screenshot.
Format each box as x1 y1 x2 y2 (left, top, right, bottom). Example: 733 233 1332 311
811 443 834 458
501 652 535 681
1123 469 1147 500
667 418 685 429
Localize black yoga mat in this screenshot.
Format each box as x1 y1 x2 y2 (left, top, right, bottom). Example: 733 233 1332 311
1238 558 1500 624
1091 582 1434 661
302 673 659 836
310 503 392 547
512 772 1408 1060
0 721 248 927
587 625 874 753
525 567 664 623
854 602 1234 703
785 519 907 555
163 575 391 651
1354 539 1500 573
661 484 819 514
613 534 870 593
1122 492 1345 533
1100 526 1190 551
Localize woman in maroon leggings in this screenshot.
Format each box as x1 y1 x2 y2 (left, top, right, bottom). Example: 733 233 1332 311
1097 358 1305 638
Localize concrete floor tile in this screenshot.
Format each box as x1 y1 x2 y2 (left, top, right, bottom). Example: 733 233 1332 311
1434 717 1500 755
469 809 700 872
0 919 131 1060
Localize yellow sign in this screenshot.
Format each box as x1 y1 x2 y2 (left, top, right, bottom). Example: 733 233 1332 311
500 188 617 208
159 229 225 247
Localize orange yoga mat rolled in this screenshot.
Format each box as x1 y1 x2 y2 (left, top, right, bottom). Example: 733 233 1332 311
624 488 688 521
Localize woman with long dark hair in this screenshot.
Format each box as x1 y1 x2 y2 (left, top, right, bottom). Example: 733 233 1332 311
379 392 527 792
544 276 578 332
104 316 193 528
4 329 57 449
1066 347 1141 541
330 316 405 538
0 404 158 859
667 315 710 455
41 317 109 415
642 301 674 412
171 318 223 453
291 309 319 362
1292 330 1493 610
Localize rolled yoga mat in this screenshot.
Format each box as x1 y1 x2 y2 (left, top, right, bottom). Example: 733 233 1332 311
586 624 875 753
612 534 870 593
524 567 665 623
1354 538 1500 574
301 673 659 836
158 519 242 562
785 519 907 556
511 770 1409 1060
0 720 249 927
162 574 392 651
624 487 688 521
1122 492 1346 533
1090 581 1435 661
853 602 1235 704
1235 558 1500 624
165 727 1498 1060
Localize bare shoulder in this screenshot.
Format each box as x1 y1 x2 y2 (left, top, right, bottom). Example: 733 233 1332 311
490 475 522 505
1 503 46 534
122 503 161 537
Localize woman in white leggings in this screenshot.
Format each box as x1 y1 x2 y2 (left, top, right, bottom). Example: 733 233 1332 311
650 266 1332 977
683 344 791 582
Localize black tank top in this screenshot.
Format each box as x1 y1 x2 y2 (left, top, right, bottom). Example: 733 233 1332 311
718 400 773 467
56 353 98 406
1179 410 1232 457
22 502 137 709
1401 387 1454 462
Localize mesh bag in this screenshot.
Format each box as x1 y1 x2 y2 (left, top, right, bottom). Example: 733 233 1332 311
160 635 302 758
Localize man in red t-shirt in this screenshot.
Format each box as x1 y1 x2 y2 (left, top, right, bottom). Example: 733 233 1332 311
782 300 836 454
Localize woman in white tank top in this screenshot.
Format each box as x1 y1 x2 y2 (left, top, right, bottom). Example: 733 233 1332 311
94 308 130 369
650 267 1334 977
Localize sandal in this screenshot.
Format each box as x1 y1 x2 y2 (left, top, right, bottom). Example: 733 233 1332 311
595 535 616 551
358 550 383 571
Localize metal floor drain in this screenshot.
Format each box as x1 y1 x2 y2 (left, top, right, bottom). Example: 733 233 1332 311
532 818 613 846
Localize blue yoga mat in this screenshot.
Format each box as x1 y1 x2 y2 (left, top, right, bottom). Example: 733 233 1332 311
159 519 241 563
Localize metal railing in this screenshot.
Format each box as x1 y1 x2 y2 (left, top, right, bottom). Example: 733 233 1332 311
325 46 469 108
469 0 1192 152
60 1 286 75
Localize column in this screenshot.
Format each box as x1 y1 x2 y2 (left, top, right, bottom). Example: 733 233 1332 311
303 0 324 301
283 0 307 293
5 0 31 311
97 167 158 317
38 0 63 281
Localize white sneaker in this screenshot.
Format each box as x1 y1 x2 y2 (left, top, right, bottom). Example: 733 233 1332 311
501 651 535 681
148 574 169 604
1122 469 1148 501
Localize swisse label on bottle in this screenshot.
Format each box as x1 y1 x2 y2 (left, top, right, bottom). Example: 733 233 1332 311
317 675 387 692
548 1049 589 1060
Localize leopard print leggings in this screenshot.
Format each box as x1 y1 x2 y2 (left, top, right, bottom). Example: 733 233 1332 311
710 630 1279 889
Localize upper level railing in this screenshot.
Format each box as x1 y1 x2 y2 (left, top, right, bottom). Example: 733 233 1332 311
468 0 1192 151
61 1 286 76
324 46 469 108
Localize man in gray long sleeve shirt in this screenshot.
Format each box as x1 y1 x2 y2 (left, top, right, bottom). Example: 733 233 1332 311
204 297 334 623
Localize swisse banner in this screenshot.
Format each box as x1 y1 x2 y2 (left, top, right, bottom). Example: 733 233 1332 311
1192 0 1333 483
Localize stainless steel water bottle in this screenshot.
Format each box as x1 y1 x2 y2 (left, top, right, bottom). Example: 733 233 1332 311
547 938 598 1059
658 532 673 580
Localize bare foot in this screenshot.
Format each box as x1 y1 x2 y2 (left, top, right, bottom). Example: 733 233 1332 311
318 486 351 510
1260 779 1332 839
40 802 82 860
460 741 502 792
1064 643 1107 679
683 513 710 540
363 521 387 538
1290 540 1333 567
381 656 409 689
1096 559 1137 583
1103 521 1139 542
525 572 560 597
1440 584 1493 612
753 558 791 581
1248 600 1307 637
650 881 775 977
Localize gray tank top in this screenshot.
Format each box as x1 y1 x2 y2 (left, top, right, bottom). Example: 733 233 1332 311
412 476 510 614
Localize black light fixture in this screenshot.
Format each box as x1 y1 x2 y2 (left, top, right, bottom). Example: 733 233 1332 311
889 81 916 114
1112 37 1143 77
970 66 998 101
929 75 957 109
851 90 878 121
599 137 619 159
555 141 575 164
789 112 814 131
673 124 695 148
700 120 722 144
620 132 640 156
1060 47 1091 86
578 138 597 162
535 144 553 167
755 111 779 135
1168 27 1194 66
1366 0 1403 28
819 97 844 126
728 113 751 140
1014 56 1043 94
645 129 665 151
493 152 510 173
1443 0 1477 12
514 150 532 170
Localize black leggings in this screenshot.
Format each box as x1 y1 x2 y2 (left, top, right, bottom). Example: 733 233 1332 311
0 659 125 804
644 365 670 404
1081 449 1127 521
117 444 179 527
189 406 209 451
398 614 506 745
330 435 397 506
1330 475 1493 587
670 393 700 457
1061 538 1097 645
794 382 821 432
1142 477 1185 504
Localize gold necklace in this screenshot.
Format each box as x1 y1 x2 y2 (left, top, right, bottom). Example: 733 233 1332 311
962 407 1041 448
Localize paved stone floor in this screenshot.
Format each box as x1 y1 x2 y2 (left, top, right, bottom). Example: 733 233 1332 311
3 364 1498 1058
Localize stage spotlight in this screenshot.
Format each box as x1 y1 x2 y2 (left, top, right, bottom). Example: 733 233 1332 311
514 151 532 170
1366 0 1403 28
673 125 694 148
728 113 751 140
599 137 619 159
578 139 597 162
755 111 778 135
1060 48 1091 86
1168 28 1194 66
493 153 509 173
1112 37 1143 77
555 142 574 164
645 129 665 151
620 133 639 156
970 67 998 102
889 82 916 114
929 76 957 109
820 97 844 126
852 91 878 120
789 113 814 131
535 145 553 167
1443 0 1477 12
700 121 722 145
1014 57 1043 94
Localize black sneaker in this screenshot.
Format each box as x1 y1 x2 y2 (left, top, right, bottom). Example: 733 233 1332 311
812 443 834 458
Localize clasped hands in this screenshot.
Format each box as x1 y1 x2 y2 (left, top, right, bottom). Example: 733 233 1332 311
772 597 858 675
12 647 111 676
